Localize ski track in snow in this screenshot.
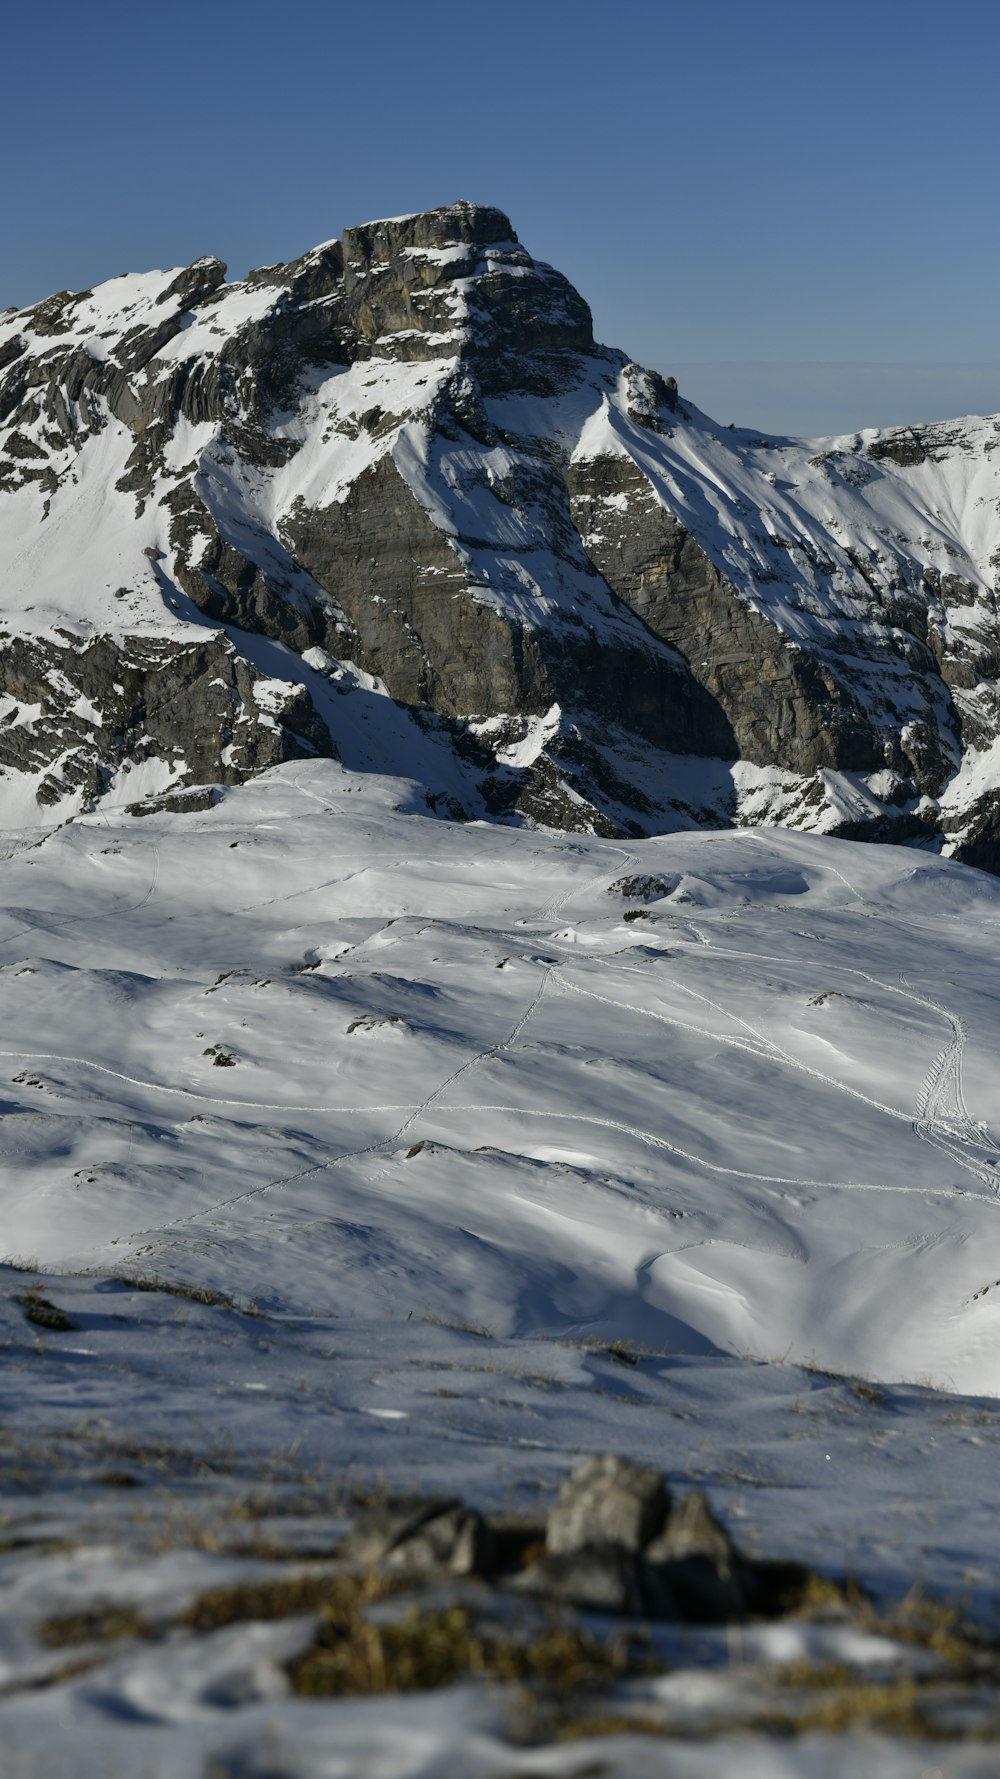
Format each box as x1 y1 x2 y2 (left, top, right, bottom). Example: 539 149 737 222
136 963 557 1234
296 1098 969 1204
910 985 999 1194
560 970 923 1134
633 929 1000 1194
146 842 639 1232
0 841 161 950
0 1048 415 1116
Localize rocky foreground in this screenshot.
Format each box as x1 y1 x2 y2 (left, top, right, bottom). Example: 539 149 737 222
5 1266 1000 1777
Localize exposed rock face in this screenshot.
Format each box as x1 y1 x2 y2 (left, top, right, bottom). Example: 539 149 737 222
568 451 959 796
337 202 594 390
571 456 857 775
281 455 532 713
281 455 733 760
0 628 330 814
1 199 999 861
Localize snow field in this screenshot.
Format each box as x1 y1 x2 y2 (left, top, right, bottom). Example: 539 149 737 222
2 761 999 1392
2 765 1000 1773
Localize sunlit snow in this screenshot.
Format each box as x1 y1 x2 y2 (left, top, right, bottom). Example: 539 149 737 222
2 762 998 1394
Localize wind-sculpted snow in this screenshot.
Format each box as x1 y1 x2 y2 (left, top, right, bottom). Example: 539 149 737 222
3 762 999 1395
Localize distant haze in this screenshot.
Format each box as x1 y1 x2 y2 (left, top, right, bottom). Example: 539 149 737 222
665 364 1000 442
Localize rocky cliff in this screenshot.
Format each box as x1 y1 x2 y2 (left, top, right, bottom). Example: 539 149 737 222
1 201 999 863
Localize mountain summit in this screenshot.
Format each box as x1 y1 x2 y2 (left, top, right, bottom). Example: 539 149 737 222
1 201 998 864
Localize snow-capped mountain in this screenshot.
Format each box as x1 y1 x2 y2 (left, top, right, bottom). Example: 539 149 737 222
7 203 1000 1777
2 200 999 864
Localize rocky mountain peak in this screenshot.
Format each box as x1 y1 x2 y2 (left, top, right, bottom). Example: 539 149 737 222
0 205 999 866
342 200 518 265
331 199 593 377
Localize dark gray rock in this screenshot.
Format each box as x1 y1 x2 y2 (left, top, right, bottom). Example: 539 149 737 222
948 790 1000 874
511 1542 646 1615
513 1460 757 1622
2 201 999 851
333 1469 814 1626
643 1489 746 1622
344 1495 494 1577
568 449 969 801
868 428 927 467
571 453 887 779
0 628 332 812
169 482 331 655
609 873 676 902
155 257 227 310
337 202 592 394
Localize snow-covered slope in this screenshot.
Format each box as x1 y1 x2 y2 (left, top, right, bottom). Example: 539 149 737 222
3 761 998 1395
2 202 999 859
4 760 1000 1773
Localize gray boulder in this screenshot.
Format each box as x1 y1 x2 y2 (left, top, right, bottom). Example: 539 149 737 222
343 1495 493 1578
643 1489 746 1621
533 1458 747 1623
546 1454 671 1556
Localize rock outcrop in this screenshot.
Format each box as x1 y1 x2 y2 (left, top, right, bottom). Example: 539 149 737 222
345 1453 807 1624
0 627 329 816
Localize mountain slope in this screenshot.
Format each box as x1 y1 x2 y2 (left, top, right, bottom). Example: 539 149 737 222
2 764 999 1393
1 201 999 860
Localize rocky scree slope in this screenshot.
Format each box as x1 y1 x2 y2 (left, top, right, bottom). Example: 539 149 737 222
1 201 999 860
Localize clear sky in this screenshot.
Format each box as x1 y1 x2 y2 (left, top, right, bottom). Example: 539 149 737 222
4 0 997 435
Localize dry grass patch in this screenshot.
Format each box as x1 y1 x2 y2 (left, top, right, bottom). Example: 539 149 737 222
422 1313 495 1339
289 1600 656 1700
788 1571 867 1618
19 1291 76 1333
180 1569 355 1632
885 1587 988 1669
850 1378 888 1407
791 1575 986 1669
107 1272 263 1316
554 1710 667 1743
767 1673 926 1737
176 1567 659 1703
40 1606 147 1648
766 1665 978 1740
605 1340 639 1367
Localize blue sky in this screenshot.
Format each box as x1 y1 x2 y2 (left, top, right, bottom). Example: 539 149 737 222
5 0 997 434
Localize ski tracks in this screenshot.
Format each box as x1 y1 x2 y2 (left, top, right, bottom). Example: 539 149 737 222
135 963 557 1237
559 944 1000 1198
540 847 637 922
741 830 998 1189
909 981 1000 1194
0 840 160 954
135 842 635 1239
